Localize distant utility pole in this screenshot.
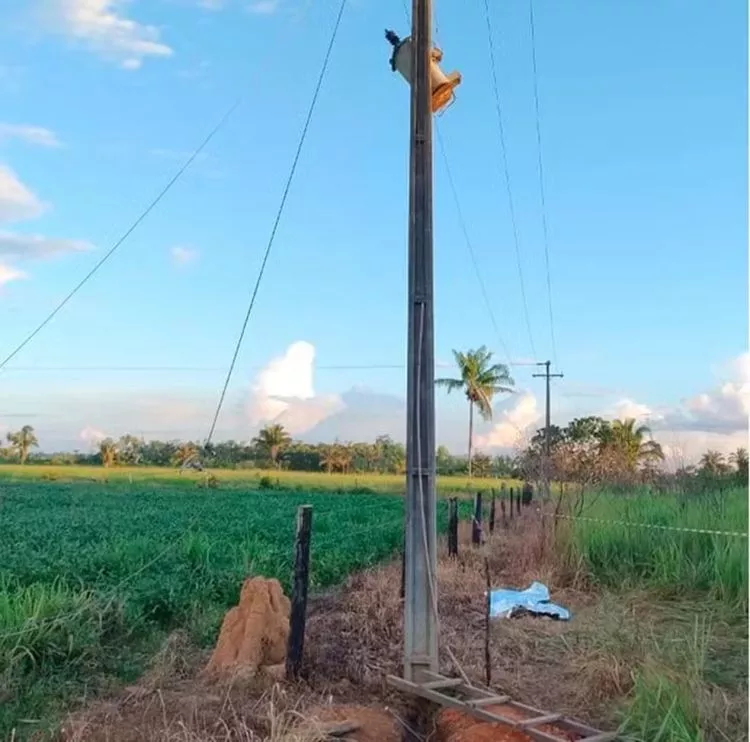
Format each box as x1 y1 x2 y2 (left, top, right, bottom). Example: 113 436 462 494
533 360 563 499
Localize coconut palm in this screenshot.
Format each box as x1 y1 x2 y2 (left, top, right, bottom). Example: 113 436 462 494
600 418 664 471
699 449 728 476
253 424 292 469
436 346 514 477
6 425 39 464
172 442 199 468
729 447 748 477
99 438 118 468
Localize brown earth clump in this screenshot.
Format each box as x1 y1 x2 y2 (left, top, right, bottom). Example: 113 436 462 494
436 706 577 742
302 705 401 742
204 576 291 678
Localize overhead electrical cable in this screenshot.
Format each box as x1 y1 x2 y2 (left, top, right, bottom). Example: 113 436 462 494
205 0 349 445
528 0 559 366
0 100 241 373
436 130 514 367
480 0 538 361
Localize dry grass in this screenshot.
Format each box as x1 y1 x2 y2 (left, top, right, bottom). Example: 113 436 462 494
56 507 746 742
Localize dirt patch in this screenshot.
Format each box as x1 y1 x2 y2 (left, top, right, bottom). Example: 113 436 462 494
204 577 290 679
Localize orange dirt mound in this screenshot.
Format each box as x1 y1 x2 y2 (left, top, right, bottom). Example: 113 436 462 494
204 576 290 677
304 705 401 742
437 706 578 742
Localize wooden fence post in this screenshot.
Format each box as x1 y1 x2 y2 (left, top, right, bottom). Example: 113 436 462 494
489 490 496 535
484 556 492 688
448 497 459 557
508 487 514 520
472 492 483 546
500 498 507 527
286 505 313 680
516 490 522 516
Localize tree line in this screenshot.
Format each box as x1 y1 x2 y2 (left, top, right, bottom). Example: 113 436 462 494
2 346 747 488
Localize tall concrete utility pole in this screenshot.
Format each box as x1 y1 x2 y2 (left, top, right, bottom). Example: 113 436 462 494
403 0 437 684
533 360 563 499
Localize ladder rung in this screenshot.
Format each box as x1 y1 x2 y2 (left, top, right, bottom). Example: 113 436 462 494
518 713 563 729
580 734 617 742
466 695 511 707
422 678 464 690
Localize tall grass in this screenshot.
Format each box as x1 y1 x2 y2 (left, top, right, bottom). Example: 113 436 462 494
562 488 748 607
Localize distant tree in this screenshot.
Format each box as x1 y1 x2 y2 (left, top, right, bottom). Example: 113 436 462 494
730 447 749 480
6 425 39 464
600 418 664 474
699 450 729 477
472 451 492 478
252 424 292 469
99 438 118 468
172 442 199 468
436 346 514 477
117 434 143 466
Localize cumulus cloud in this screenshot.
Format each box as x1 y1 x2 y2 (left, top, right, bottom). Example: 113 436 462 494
0 263 26 286
610 398 662 424
0 164 46 222
247 341 343 435
170 245 198 266
0 124 60 148
79 425 108 448
40 0 173 69
475 392 540 450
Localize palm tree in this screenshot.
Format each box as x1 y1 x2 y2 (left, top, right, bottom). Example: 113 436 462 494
436 346 514 477
599 418 664 471
172 442 199 468
6 425 39 464
99 438 118 468
253 424 292 469
699 450 728 476
729 447 748 478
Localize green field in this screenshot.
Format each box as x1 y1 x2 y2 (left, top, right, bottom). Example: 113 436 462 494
0 479 427 738
0 463 520 495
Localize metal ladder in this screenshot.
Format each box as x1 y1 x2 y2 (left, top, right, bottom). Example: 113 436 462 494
387 671 617 742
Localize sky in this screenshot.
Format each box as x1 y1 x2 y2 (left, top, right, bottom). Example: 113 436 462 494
0 0 747 464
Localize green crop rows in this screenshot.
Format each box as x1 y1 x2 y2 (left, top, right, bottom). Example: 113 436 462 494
0 481 428 738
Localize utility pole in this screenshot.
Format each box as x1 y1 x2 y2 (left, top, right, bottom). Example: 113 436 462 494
533 360 563 499
402 0 437 684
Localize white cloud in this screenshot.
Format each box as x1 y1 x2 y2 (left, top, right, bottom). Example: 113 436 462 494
0 232 92 260
0 124 60 148
247 341 343 434
170 245 198 266
248 0 279 14
0 263 27 286
475 392 540 450
79 425 108 448
610 398 662 424
0 164 46 222
40 0 173 69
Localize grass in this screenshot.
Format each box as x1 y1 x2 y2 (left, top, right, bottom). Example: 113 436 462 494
561 487 748 607
0 463 520 495
557 487 748 740
0 479 426 739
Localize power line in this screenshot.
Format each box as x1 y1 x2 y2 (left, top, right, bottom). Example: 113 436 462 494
436 129 513 368
528 0 558 367
0 100 242 374
206 0 348 446
480 0 537 361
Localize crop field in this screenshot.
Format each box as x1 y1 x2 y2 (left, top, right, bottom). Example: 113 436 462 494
1 474 747 741
0 479 426 737
0 463 520 495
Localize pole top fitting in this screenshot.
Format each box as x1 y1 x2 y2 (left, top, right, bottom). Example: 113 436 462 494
385 29 401 47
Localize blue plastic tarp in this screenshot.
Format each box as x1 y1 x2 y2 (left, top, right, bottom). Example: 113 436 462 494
488 581 570 620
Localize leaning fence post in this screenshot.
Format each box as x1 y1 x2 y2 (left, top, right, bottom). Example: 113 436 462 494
489 489 496 535
472 491 483 546
448 497 459 557
286 505 312 680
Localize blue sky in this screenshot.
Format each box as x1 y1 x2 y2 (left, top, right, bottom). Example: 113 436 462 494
0 0 747 460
